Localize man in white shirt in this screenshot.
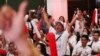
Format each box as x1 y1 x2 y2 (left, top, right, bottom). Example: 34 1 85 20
88 30 100 56
49 22 70 56
42 8 74 56
25 10 41 43
42 7 78 56
72 35 92 56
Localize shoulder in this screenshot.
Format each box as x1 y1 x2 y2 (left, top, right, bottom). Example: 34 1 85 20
61 30 69 37
49 26 56 34
98 40 100 43
74 45 81 50
86 46 92 51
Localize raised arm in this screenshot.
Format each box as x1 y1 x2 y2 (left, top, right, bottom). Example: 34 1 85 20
66 15 77 33
41 8 51 29
70 15 77 27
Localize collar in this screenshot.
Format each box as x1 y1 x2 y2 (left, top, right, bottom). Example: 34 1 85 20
56 31 63 35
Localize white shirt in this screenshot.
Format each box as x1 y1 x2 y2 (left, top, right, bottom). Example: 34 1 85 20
68 34 77 47
25 18 39 32
74 20 84 35
91 40 100 52
75 20 80 33
7 52 14 56
31 19 41 38
49 26 70 56
72 45 92 56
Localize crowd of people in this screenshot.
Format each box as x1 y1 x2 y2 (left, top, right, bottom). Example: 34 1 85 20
0 0 100 56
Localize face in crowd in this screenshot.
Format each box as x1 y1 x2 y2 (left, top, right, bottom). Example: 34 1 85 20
77 10 83 20
59 16 65 23
93 31 100 42
81 35 89 47
55 22 64 33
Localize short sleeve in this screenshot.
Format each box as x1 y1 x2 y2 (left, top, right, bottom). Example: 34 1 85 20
49 26 56 34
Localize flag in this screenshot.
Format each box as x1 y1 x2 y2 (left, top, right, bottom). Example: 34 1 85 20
91 8 98 26
47 33 58 56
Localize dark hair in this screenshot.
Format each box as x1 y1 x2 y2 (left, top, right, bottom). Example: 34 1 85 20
81 35 89 41
93 30 100 36
29 12 37 18
59 16 65 22
70 27 74 33
83 28 90 35
37 43 47 56
48 15 52 19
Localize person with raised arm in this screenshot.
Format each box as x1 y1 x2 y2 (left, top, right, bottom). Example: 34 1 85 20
41 7 78 56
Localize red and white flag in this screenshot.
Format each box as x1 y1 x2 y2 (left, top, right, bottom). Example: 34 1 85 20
47 33 58 56
91 8 98 26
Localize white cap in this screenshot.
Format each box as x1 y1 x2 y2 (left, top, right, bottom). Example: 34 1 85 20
55 20 64 26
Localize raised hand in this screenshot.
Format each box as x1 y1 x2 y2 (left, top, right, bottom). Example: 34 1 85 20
0 1 41 56
1 1 27 42
41 7 51 29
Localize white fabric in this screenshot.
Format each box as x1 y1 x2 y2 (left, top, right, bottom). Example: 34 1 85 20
74 20 80 33
74 20 84 35
49 26 70 56
31 19 41 38
91 40 100 52
64 23 66 30
26 22 32 29
31 19 38 33
7 52 14 56
72 45 92 56
25 18 39 31
25 17 41 38
68 34 77 47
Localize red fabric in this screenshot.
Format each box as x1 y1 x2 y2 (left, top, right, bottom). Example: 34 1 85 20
91 9 96 26
0 49 7 56
97 54 100 56
47 33 58 56
37 19 43 31
23 23 28 33
14 52 18 56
